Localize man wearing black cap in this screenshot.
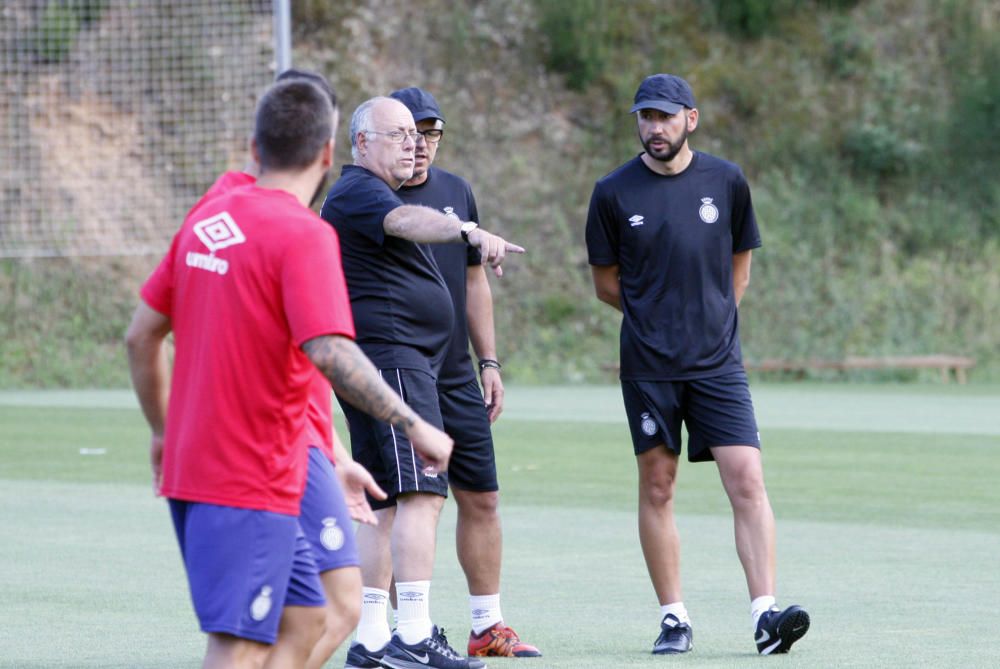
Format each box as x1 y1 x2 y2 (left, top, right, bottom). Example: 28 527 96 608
585 74 810 656
386 86 541 660
321 96 524 669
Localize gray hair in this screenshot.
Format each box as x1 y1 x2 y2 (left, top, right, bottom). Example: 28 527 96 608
349 97 389 162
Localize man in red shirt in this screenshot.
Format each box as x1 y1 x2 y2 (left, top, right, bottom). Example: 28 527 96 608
194 69 389 669
126 79 452 669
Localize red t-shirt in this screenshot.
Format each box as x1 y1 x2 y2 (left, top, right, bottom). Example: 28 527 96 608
199 172 340 464
305 373 336 461
141 182 355 514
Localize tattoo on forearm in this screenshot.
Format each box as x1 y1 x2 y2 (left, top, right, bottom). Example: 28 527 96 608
302 336 416 430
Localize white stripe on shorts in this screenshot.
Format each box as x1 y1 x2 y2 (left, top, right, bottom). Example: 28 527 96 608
381 368 417 493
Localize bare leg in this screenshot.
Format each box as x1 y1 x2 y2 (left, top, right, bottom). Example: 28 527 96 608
202 633 270 669
304 566 362 669
711 445 775 599
391 492 445 581
636 446 682 605
263 605 326 669
453 488 502 595
356 506 396 590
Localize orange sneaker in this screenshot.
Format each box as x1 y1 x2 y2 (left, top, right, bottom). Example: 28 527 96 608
467 622 542 657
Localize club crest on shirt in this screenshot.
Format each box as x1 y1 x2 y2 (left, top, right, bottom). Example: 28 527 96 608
698 197 719 224
640 412 658 436
319 517 345 551
250 585 273 621
629 214 645 227
442 206 460 219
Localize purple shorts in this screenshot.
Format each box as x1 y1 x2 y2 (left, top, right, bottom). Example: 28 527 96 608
299 446 360 572
168 499 326 644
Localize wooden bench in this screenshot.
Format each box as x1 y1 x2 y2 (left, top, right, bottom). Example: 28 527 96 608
744 355 976 384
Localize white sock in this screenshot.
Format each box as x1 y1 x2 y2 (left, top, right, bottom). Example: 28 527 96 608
391 605 399 630
660 601 690 626
751 595 776 631
470 593 503 634
356 587 391 651
396 580 433 644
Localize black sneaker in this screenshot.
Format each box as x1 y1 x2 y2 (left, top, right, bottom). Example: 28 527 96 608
345 641 387 668
380 626 480 669
755 605 810 655
652 613 693 654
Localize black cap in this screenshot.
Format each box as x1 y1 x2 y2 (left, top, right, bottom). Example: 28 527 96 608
389 87 445 124
629 74 696 115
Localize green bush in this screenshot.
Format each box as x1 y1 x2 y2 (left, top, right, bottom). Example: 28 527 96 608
534 0 612 91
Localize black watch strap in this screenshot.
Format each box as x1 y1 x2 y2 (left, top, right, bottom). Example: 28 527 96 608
478 358 501 372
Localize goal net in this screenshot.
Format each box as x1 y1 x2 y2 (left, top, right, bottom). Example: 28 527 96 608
0 0 276 258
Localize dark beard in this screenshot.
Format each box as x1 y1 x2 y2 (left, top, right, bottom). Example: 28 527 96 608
309 170 330 209
641 125 688 163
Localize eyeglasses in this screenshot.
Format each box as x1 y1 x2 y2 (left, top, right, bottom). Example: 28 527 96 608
365 129 420 144
418 129 444 144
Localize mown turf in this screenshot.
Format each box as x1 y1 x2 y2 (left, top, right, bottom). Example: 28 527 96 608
1 385 998 668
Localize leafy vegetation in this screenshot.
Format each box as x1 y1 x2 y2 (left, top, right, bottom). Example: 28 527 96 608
1 0 997 387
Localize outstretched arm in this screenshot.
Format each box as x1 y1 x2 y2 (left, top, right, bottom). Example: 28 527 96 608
124 301 172 494
466 264 504 423
383 205 525 277
302 334 452 471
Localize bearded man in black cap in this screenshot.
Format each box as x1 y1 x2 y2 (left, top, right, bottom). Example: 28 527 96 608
586 73 810 657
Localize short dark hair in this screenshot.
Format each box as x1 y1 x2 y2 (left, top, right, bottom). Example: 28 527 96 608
253 79 333 171
275 68 338 109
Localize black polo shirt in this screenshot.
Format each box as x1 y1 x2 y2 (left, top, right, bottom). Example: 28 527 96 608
321 165 454 375
586 152 761 380
397 166 482 389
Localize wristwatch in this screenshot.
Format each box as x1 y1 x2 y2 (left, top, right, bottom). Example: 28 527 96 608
460 221 478 244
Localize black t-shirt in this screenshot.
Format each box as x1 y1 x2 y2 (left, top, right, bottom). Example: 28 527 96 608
397 167 482 389
586 152 762 380
320 165 454 375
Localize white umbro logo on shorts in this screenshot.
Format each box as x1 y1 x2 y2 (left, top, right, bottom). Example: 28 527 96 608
629 214 645 227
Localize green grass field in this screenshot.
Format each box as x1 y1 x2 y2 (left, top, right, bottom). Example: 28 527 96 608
2 384 999 668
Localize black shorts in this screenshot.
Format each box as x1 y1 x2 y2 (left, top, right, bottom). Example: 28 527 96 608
621 370 760 462
338 367 449 510
438 379 498 493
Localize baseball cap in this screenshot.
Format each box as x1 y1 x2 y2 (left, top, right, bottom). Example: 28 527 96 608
389 87 445 125
629 74 696 115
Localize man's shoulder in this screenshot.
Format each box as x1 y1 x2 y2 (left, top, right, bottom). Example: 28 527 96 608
328 165 383 194
691 151 746 182
429 166 471 187
322 165 400 223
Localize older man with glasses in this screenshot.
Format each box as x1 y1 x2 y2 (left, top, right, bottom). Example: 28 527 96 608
320 96 524 669
385 86 542 662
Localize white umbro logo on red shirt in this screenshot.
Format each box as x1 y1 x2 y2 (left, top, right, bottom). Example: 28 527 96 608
194 212 246 252
186 211 246 276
